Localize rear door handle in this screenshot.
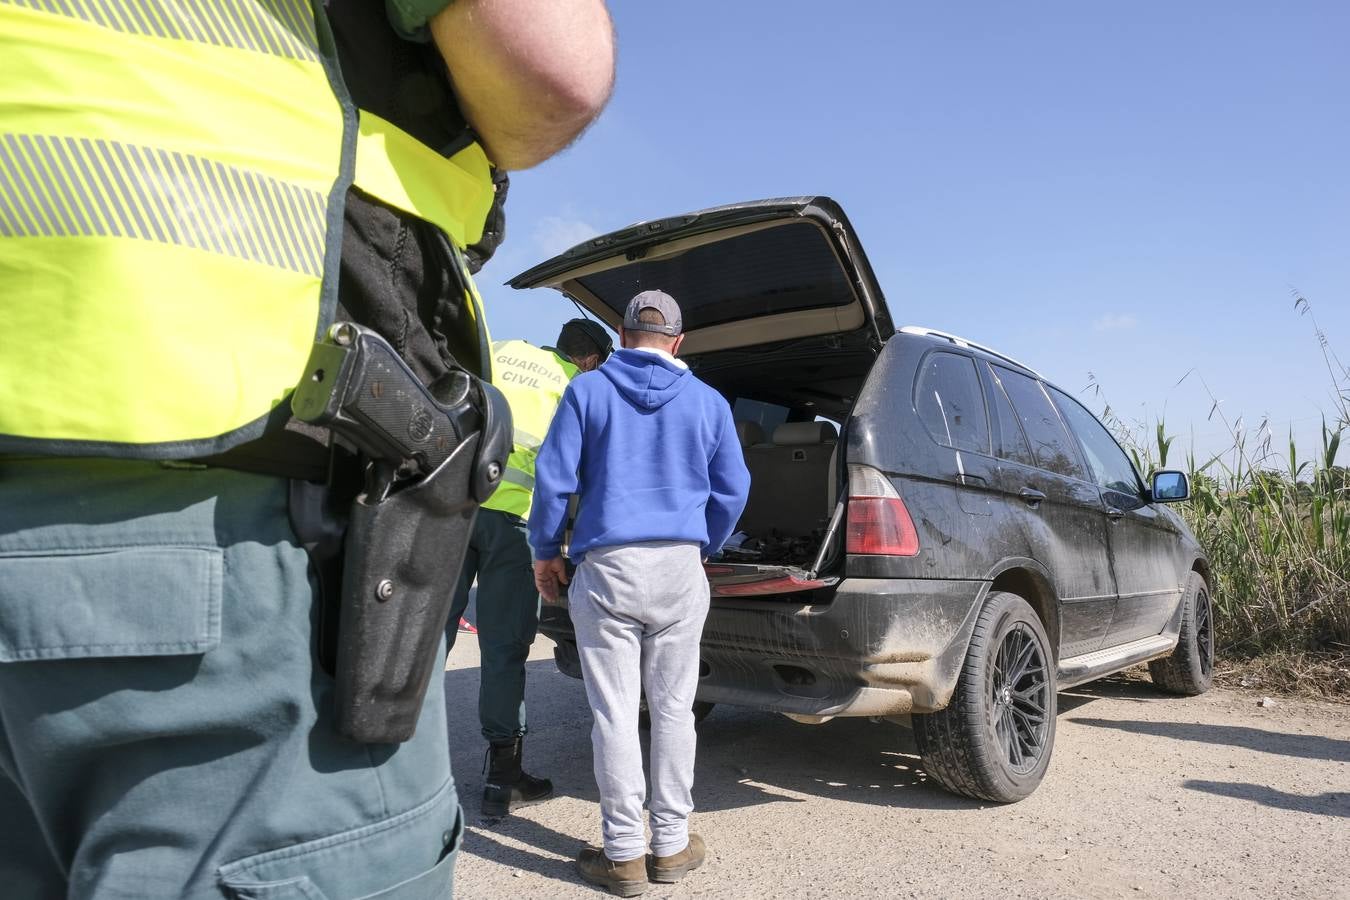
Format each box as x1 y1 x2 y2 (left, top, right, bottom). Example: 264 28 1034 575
1019 487 1046 507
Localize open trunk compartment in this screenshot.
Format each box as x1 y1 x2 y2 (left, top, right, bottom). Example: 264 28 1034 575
509 197 894 599
694 336 876 599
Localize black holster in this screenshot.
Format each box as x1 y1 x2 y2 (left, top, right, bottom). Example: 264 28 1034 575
288 366 511 745
334 436 480 743
331 376 511 744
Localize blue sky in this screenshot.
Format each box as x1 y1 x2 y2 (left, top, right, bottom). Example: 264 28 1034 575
474 1 1350 466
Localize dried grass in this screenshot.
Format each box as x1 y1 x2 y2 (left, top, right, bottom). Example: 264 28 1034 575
1213 650 1350 702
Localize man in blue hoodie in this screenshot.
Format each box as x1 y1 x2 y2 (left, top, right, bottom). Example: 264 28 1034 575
530 290 750 896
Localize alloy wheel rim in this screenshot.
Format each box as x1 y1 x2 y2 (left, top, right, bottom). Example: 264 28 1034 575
1196 589 1214 677
990 623 1050 774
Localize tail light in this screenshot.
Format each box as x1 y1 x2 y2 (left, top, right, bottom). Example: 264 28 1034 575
845 465 920 556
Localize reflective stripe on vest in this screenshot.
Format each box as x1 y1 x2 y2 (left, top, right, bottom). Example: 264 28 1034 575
0 0 496 455
483 340 577 518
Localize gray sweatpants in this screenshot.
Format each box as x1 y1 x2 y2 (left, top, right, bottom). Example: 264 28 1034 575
569 540 710 862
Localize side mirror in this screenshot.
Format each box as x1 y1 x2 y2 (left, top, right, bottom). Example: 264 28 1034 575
1151 470 1189 503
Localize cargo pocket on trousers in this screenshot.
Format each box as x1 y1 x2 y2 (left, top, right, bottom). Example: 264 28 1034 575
0 547 223 662
218 778 462 900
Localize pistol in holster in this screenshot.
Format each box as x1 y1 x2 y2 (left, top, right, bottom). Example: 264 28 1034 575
291 322 512 744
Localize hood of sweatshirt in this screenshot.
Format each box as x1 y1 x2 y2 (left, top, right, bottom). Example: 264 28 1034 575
600 348 692 410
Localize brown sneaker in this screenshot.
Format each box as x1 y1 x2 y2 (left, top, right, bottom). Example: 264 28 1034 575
577 846 648 897
646 833 707 883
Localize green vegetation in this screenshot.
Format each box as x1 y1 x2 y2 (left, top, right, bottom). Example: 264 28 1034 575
1151 421 1347 655
1097 298 1349 691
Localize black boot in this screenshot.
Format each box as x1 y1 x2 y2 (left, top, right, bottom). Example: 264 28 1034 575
482 737 553 817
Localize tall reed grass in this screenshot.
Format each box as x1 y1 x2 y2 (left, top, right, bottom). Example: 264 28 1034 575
1096 297 1349 657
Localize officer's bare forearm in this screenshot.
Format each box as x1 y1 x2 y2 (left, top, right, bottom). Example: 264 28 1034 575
429 0 615 171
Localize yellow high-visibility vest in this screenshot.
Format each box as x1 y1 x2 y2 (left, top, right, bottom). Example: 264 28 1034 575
484 340 578 519
0 0 495 457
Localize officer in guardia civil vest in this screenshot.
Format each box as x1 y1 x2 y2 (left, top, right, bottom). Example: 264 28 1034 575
445 318 612 817
0 1 614 897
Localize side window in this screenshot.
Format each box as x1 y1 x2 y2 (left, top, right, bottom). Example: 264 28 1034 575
914 352 990 453
993 366 1086 480
732 398 789 434
987 366 1037 468
1048 387 1143 498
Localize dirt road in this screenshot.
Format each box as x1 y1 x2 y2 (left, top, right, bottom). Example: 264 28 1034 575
444 637 1349 899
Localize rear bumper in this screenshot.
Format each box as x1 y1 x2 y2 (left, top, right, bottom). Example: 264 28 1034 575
541 577 989 717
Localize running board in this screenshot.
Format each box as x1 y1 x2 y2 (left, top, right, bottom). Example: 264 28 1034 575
1056 634 1176 689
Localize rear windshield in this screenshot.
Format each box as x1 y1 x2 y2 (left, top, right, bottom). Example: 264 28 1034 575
573 220 853 332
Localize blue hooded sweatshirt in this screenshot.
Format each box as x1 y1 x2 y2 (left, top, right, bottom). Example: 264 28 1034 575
528 348 751 561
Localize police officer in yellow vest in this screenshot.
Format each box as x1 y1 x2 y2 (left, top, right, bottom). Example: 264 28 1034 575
0 1 614 897
446 319 612 817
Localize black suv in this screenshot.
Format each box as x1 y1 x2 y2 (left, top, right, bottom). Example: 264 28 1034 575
509 197 1214 803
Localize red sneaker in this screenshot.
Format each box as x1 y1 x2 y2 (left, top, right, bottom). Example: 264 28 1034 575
457 618 478 635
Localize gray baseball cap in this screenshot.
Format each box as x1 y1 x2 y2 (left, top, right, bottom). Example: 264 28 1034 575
622 290 683 336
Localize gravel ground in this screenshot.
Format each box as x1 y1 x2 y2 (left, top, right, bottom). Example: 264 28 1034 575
443 635 1350 900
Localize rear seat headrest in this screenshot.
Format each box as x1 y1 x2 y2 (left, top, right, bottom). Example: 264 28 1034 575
735 421 766 449
772 421 838 445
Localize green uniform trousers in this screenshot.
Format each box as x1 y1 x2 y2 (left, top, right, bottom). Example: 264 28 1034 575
0 459 461 899
445 508 540 743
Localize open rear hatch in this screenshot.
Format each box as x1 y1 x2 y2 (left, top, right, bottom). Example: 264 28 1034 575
508 196 893 355
511 197 892 598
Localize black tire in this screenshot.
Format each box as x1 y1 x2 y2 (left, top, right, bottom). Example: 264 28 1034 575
638 697 715 730
913 591 1057 803
1148 572 1215 696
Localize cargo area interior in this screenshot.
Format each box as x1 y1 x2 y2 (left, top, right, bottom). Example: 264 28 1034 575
690 332 876 581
